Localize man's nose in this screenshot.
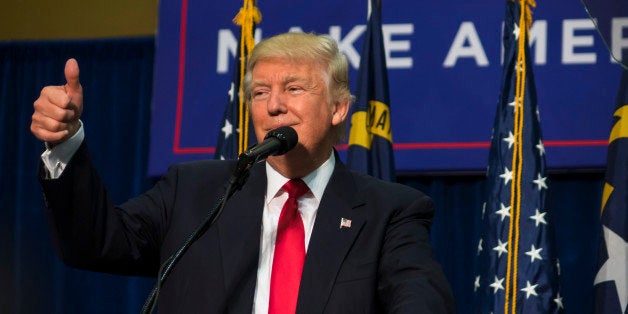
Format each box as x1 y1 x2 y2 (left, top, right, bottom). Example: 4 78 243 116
267 90 288 115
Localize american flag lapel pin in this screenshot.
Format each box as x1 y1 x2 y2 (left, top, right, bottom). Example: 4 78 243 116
340 217 352 229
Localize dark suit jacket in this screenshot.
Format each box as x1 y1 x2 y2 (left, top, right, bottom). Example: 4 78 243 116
40 142 455 313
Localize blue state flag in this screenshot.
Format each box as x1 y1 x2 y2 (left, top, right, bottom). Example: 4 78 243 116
593 57 628 314
215 0 260 160
347 0 395 182
473 1 563 313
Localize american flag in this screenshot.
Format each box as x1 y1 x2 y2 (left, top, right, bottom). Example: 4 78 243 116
214 0 260 160
340 218 352 229
472 1 563 313
593 55 628 314
346 0 396 182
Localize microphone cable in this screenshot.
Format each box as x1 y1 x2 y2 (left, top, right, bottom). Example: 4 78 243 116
140 173 241 314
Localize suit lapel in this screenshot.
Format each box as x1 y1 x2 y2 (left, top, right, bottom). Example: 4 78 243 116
217 163 267 312
296 159 366 313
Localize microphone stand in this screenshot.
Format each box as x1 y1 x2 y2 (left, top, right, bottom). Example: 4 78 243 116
140 156 256 314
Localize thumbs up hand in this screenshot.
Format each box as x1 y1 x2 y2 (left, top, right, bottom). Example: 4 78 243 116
31 58 84 145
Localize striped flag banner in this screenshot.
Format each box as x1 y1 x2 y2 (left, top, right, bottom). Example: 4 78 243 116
473 1 563 313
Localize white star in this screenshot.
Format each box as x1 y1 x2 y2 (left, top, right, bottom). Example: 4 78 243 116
500 167 513 186
489 276 505 294
521 281 539 299
221 119 233 139
536 140 545 156
554 291 564 309
493 239 508 257
513 23 520 39
525 244 543 263
503 131 515 149
530 209 548 227
228 82 235 102
474 275 481 292
508 99 518 108
594 226 628 313
533 173 548 191
477 238 483 255
495 203 511 222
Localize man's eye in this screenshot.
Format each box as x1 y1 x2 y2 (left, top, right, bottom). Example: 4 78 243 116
253 90 268 99
288 86 303 93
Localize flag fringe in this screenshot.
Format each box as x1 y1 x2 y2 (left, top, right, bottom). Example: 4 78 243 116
504 0 535 312
233 0 261 154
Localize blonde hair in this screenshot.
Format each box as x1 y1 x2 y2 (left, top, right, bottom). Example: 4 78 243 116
243 32 353 142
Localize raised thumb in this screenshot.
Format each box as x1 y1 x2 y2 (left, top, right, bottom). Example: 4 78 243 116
64 58 81 93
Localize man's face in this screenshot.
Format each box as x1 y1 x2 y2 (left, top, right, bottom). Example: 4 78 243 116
249 57 347 160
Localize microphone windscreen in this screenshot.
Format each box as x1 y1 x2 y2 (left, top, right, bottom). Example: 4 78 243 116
264 126 298 156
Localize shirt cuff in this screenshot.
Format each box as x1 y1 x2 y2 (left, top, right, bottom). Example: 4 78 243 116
41 121 85 179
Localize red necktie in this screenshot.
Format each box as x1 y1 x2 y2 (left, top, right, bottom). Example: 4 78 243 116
269 179 310 314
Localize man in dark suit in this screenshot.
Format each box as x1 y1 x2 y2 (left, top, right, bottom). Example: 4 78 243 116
31 32 455 313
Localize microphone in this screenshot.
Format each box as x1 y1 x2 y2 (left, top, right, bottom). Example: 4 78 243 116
241 126 298 161
233 126 298 177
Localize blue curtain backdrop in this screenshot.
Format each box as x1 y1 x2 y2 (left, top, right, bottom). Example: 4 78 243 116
0 38 156 313
0 38 603 313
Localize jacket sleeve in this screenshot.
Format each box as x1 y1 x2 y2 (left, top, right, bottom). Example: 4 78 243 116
39 141 176 276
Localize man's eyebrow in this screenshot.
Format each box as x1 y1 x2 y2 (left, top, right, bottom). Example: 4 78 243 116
284 75 306 84
288 76 320 88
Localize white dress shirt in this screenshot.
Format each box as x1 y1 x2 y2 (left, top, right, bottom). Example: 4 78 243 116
41 121 84 179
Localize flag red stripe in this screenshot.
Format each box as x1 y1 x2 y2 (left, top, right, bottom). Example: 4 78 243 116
172 140 608 155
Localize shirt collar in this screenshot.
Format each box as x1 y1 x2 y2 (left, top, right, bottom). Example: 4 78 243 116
264 150 335 203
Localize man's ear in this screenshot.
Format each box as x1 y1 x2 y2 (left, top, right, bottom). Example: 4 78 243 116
331 97 351 126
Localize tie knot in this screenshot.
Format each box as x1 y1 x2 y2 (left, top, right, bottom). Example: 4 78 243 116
282 179 309 200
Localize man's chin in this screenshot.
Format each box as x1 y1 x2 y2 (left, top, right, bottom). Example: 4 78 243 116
267 145 306 165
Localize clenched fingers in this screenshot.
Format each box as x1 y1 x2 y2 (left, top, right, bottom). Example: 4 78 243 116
31 112 71 143
33 96 77 122
32 85 81 144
